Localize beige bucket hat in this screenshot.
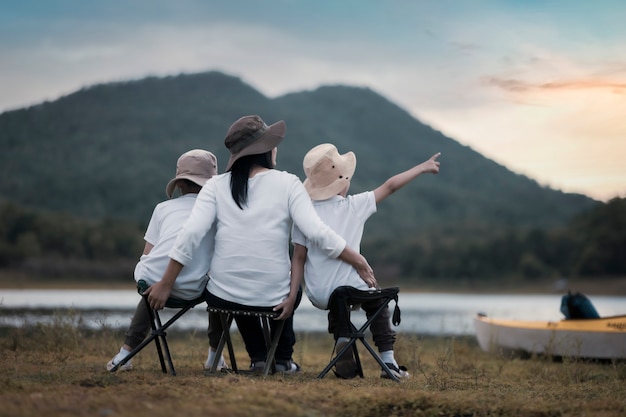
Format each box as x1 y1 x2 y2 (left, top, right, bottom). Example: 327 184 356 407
303 143 356 200
224 115 286 171
165 149 218 198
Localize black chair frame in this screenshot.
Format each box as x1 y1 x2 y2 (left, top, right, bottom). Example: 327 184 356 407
109 279 205 376
206 306 285 377
317 286 402 382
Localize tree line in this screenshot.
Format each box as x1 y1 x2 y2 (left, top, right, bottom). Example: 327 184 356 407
363 197 625 284
0 198 624 284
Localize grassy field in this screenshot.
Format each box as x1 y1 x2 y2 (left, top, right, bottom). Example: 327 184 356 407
1 317 625 417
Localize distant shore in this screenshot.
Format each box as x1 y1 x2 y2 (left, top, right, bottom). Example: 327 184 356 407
412 277 626 296
1 270 625 295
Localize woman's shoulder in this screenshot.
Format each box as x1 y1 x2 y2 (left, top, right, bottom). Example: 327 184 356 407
203 172 230 187
212 172 230 181
253 170 304 195
264 169 302 182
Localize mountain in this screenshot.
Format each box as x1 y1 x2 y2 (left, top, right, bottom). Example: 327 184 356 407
0 71 597 242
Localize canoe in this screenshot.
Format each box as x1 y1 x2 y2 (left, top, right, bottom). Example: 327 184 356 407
474 313 626 360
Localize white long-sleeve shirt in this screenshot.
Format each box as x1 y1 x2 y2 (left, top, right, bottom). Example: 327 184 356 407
170 169 347 307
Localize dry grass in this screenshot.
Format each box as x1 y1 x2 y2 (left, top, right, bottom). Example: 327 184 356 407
1 317 625 417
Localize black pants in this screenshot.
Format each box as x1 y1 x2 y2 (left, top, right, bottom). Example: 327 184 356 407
205 289 302 363
327 286 399 353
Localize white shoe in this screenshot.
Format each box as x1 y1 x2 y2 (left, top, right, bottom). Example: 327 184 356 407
275 360 301 373
107 358 133 372
204 356 229 371
381 363 410 379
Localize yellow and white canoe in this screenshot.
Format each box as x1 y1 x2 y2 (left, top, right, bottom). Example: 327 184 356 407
474 314 626 360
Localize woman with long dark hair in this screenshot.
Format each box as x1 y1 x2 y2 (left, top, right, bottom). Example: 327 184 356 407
146 115 377 372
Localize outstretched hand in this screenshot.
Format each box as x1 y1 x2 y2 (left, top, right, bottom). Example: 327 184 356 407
373 151 442 204
423 152 441 174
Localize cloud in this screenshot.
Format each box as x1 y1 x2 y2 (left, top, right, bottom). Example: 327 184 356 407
427 67 626 201
2 0 626 200
485 76 626 94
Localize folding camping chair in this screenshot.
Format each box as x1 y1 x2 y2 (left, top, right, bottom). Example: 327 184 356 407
317 286 402 382
205 306 285 377
108 279 206 376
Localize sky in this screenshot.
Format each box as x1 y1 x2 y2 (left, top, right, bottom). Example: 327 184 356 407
1 0 625 202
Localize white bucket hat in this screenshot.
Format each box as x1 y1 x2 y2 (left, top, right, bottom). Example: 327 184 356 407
302 143 356 200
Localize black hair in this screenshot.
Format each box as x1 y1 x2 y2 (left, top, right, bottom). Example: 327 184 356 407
179 179 200 188
176 179 203 195
230 151 273 209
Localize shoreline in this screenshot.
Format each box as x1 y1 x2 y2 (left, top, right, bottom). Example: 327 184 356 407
1 277 626 296
409 277 626 296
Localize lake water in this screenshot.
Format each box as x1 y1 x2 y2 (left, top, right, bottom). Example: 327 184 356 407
1 289 624 336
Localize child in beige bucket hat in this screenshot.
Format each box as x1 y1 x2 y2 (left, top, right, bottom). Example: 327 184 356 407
165 149 218 198
107 149 228 372
291 143 441 379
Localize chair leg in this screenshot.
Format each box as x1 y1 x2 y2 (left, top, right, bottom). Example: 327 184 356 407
317 336 359 379
262 319 284 377
351 300 401 382
154 312 176 375
317 296 401 382
209 313 236 373
352 339 364 378
359 337 400 382
109 297 166 373
110 298 196 376
206 312 285 377
142 297 168 373
209 335 226 373
151 304 196 375
110 336 149 372
209 323 226 372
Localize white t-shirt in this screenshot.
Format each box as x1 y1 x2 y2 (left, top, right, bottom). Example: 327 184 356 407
170 170 347 307
134 194 214 300
291 192 377 309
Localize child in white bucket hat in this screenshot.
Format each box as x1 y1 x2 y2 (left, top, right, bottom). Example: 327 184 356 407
107 149 227 372
291 143 441 379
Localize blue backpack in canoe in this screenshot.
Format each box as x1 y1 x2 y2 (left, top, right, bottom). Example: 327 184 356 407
560 291 600 319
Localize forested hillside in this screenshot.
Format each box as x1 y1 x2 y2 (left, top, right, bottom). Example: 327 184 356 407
0 71 596 241
2 71 619 286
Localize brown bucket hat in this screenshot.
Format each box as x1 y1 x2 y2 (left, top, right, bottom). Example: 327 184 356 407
165 149 218 198
303 143 356 200
224 115 286 171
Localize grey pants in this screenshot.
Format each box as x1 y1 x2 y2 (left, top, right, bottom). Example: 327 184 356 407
123 299 221 350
